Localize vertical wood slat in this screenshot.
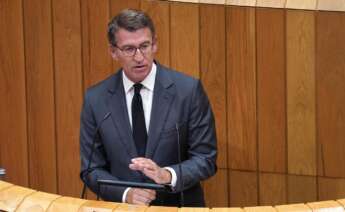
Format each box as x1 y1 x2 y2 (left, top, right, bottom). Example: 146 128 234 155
318 177 345 201
227 6 257 171
200 4 227 169
81 0 113 90
316 12 345 178
109 0 141 72
170 2 200 78
286 10 316 176
257 8 286 173
259 173 286 206
0 0 29 186
230 171 258 207
203 169 229 207
52 0 83 197
141 0 170 67
288 175 317 204
23 0 57 193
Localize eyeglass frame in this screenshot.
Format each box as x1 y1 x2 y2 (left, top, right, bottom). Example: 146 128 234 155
113 40 155 57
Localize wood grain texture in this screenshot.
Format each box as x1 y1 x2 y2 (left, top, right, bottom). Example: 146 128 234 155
318 0 345 12
259 173 286 206
109 0 141 72
15 191 60 212
114 204 147 212
285 0 317 10
256 0 286 8
286 10 316 176
256 8 286 173
146 206 178 212
200 4 227 169
141 0 170 67
307 200 344 211
211 208 244 212
230 171 258 207
170 2 200 78
287 175 317 204
200 0 226 4
79 200 120 212
318 177 345 201
243 206 276 212
23 0 57 193
275 203 312 211
227 6 257 171
316 12 345 178
204 169 229 207
0 0 29 187
52 0 83 197
0 186 36 211
47 197 87 212
81 0 113 90
226 0 256 6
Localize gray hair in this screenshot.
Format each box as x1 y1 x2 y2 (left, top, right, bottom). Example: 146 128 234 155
107 9 155 46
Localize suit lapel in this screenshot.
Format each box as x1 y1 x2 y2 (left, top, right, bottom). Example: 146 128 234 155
146 65 175 158
106 72 137 158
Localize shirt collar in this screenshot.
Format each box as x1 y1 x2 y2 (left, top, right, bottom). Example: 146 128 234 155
122 63 157 93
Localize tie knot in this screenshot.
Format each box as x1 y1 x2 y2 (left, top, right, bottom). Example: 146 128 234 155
133 83 143 95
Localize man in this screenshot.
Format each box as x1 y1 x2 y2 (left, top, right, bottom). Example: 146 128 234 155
80 9 217 207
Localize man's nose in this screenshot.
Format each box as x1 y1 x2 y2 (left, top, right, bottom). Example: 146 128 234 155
133 48 144 61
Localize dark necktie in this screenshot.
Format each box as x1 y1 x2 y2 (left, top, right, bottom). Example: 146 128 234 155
132 83 147 157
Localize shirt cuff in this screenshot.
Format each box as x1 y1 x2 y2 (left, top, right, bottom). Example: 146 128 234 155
164 167 177 187
122 187 131 203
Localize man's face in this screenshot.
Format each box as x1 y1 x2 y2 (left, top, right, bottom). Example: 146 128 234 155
110 27 157 83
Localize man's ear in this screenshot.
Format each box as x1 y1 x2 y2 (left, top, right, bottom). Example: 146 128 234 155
109 45 118 60
152 37 158 53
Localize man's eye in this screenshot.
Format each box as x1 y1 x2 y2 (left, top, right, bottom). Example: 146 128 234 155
140 44 150 49
123 47 135 52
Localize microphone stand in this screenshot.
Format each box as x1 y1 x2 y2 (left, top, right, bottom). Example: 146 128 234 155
81 112 111 199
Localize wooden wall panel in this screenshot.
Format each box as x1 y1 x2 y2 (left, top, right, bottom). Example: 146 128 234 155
0 0 29 186
286 10 316 176
230 171 258 207
170 2 200 78
52 0 83 197
288 175 317 204
23 0 57 193
319 177 345 201
259 173 286 206
109 0 141 72
200 4 227 169
204 169 229 207
141 0 170 67
81 0 113 90
257 8 286 173
227 6 257 171
316 12 345 178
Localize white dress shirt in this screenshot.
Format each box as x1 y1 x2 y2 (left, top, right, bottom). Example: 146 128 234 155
121 63 177 202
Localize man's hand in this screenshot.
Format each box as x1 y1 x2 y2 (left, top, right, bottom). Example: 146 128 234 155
126 188 156 205
129 157 172 184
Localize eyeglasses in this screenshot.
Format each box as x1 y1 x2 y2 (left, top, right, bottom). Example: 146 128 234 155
115 42 153 57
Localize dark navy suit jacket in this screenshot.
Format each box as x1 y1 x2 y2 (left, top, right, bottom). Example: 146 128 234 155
80 62 217 206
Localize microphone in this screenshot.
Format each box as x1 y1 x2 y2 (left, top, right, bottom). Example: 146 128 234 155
80 112 111 199
96 179 172 200
175 123 184 207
